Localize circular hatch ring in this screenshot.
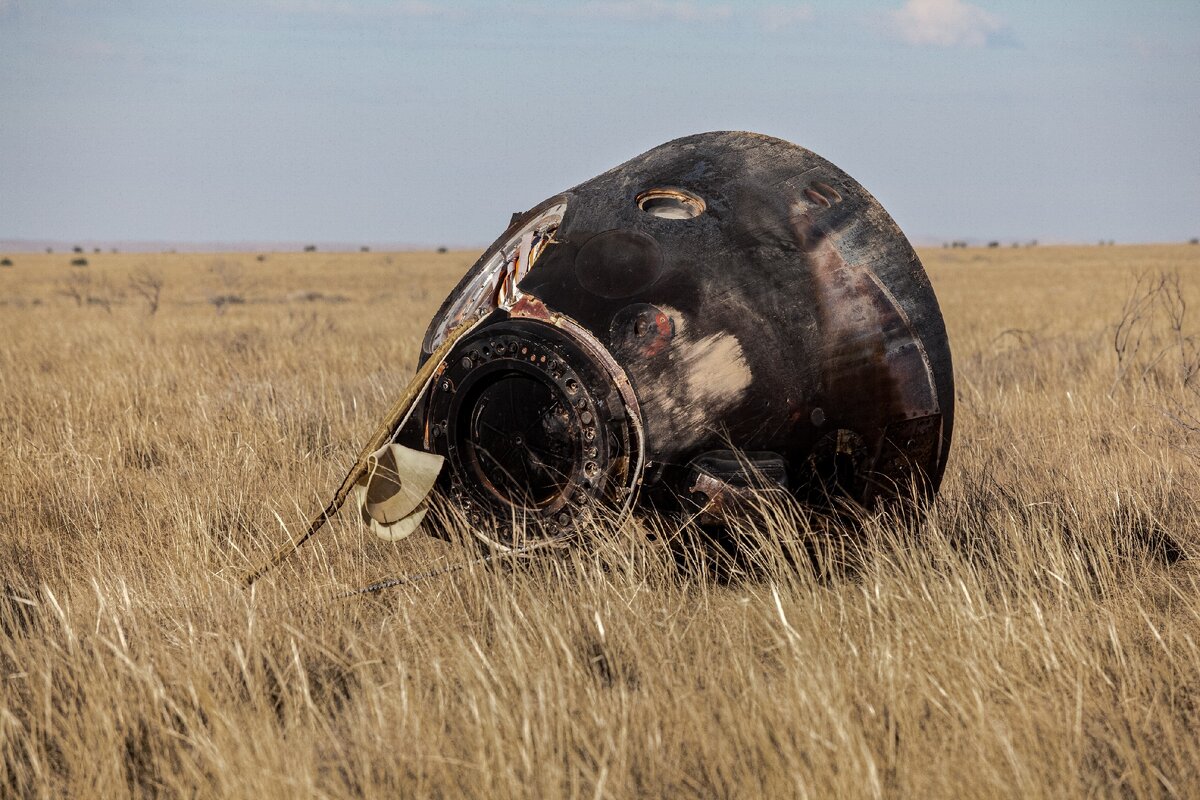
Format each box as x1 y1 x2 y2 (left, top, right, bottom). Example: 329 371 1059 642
425 317 640 549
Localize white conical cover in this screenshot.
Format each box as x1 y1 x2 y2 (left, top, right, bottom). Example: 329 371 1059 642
351 443 444 541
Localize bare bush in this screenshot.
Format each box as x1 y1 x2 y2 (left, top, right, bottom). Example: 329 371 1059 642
1111 270 1200 459
56 274 87 307
56 271 112 312
1112 270 1199 394
129 268 164 316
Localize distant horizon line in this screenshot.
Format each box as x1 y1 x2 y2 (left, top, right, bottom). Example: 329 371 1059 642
2 236 1196 254
0 238 479 254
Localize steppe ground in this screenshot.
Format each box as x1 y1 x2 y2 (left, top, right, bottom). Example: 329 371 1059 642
2 243 1200 799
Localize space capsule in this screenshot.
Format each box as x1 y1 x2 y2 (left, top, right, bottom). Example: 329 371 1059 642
362 131 955 549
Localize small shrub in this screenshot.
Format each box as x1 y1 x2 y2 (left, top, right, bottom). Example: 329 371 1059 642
437 246 448 254
987 241 1000 248
303 245 317 252
256 254 267 262
72 246 83 254
207 259 254 311
44 247 53 254
209 294 245 314
293 291 348 304
0 257 12 267
1190 238 1198 245
70 257 88 267
93 248 100 254
360 246 370 252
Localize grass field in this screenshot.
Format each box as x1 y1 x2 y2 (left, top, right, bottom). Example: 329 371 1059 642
2 244 1200 798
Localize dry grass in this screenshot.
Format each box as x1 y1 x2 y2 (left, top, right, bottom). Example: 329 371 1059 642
2 244 1200 798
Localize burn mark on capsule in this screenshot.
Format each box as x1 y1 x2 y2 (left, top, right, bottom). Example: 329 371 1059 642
624 328 752 453
788 185 939 492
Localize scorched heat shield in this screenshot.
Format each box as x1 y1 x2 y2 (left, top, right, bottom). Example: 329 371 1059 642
376 131 954 548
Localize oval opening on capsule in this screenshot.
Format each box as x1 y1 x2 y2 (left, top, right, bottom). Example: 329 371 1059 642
636 188 705 220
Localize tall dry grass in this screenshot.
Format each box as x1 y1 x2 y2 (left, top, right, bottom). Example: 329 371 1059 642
1 245 1199 798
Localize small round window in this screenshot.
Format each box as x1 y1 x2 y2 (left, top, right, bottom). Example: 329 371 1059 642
636 188 705 220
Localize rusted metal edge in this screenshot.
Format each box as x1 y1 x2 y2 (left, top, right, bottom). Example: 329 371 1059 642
509 293 647 527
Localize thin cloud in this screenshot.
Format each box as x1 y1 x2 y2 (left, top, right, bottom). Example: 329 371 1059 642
571 1 733 24
888 0 1007 48
757 4 813 33
261 1 801 30
263 0 459 19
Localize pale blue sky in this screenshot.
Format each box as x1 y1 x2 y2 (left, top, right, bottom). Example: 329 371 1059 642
1 0 1197 247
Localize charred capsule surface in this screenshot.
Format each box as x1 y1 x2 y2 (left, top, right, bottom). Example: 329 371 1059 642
400 131 953 544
